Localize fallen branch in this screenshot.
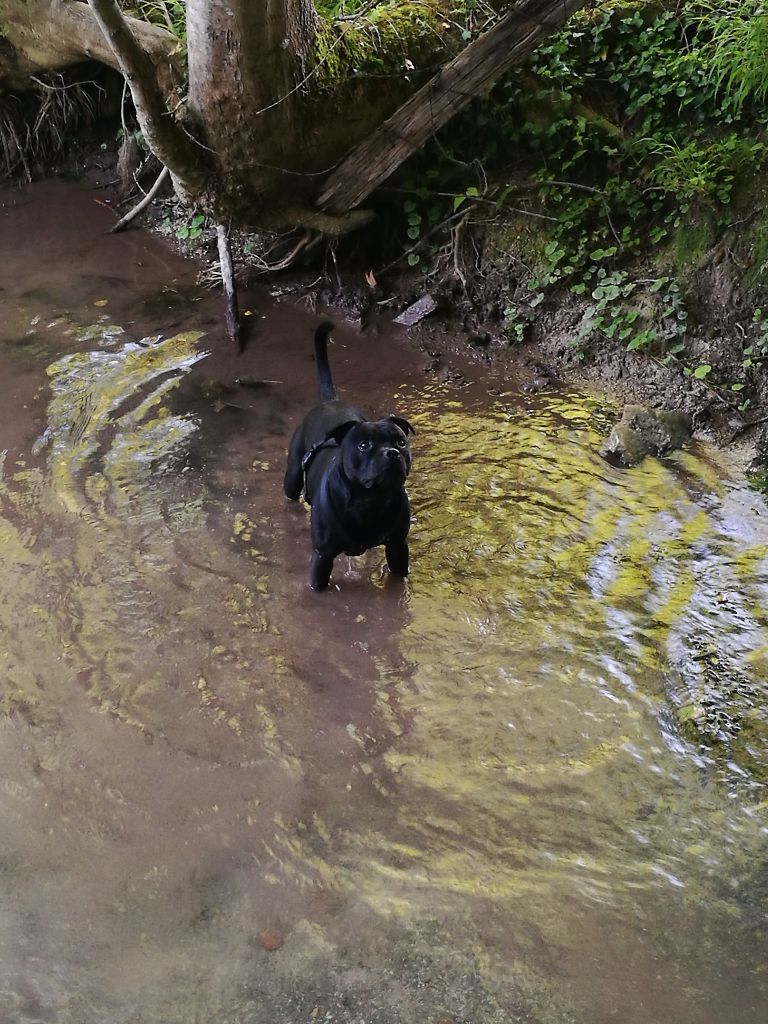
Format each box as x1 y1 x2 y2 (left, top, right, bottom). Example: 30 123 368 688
110 165 170 233
0 0 181 81
317 0 586 213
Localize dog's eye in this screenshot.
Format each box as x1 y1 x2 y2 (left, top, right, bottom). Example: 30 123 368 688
357 439 372 451
397 438 408 448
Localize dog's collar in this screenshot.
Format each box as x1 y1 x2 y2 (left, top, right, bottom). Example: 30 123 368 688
302 438 339 490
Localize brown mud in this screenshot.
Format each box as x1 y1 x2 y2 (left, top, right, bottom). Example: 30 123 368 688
1 180 768 1024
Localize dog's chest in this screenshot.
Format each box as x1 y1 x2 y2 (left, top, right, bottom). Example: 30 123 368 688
318 475 406 553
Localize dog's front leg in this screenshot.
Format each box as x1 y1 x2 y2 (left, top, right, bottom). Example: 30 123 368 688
385 539 409 578
310 549 335 591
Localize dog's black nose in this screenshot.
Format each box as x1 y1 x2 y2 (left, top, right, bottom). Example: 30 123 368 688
385 448 401 461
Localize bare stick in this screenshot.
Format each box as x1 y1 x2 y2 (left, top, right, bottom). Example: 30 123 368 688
216 223 242 351
110 165 170 233
730 415 768 441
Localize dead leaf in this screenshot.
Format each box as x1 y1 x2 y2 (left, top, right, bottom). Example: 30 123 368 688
259 929 283 951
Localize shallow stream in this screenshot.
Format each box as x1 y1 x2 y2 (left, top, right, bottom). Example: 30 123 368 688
0 182 766 1024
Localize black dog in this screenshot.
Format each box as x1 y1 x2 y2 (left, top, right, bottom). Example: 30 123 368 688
283 322 415 591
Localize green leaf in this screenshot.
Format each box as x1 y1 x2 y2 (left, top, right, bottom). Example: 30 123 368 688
407 252 420 267
693 364 712 379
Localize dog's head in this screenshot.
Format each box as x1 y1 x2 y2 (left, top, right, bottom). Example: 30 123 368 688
326 415 415 489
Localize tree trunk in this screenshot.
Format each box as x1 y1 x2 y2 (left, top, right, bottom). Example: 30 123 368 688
182 0 428 230
184 0 322 221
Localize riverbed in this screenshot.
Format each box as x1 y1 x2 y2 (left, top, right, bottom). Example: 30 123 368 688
1 181 766 1024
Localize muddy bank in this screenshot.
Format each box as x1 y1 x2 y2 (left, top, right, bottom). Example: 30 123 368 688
58 140 763 464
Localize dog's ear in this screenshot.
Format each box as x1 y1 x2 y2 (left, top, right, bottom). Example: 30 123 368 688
387 415 416 436
324 420 358 445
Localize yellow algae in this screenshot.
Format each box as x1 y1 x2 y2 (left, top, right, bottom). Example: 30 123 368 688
734 544 768 577
675 448 728 493
0 517 36 564
678 508 709 546
648 567 696 633
41 331 204 514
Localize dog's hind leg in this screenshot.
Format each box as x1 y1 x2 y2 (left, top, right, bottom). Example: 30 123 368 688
283 428 306 500
284 463 303 501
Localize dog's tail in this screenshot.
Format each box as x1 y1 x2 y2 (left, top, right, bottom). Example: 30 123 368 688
314 321 336 402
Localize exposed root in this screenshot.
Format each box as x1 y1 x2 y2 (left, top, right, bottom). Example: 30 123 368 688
247 230 316 274
198 229 317 287
0 73 101 181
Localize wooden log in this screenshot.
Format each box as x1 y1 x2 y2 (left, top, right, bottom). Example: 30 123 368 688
316 0 586 214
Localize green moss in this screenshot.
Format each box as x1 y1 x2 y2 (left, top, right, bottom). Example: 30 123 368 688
744 220 768 289
671 213 716 271
314 1 448 91
747 466 768 494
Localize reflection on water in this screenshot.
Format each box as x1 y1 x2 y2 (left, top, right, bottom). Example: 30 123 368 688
1 305 767 1023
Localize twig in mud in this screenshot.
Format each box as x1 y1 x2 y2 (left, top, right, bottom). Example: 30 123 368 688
329 244 343 291
452 211 470 290
729 415 768 442
217 222 242 350
110 166 170 232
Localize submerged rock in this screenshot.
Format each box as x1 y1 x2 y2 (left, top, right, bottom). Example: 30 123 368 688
600 404 693 467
